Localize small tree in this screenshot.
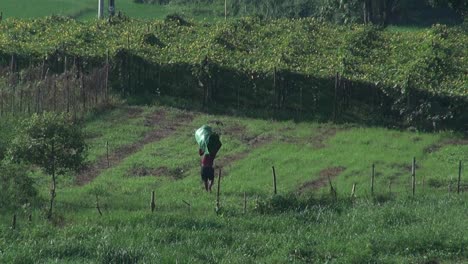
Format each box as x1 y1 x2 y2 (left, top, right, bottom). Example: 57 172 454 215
0 161 37 210
8 112 86 219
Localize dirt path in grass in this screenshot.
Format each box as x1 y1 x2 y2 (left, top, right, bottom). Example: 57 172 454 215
75 109 194 186
423 137 468 154
298 166 346 193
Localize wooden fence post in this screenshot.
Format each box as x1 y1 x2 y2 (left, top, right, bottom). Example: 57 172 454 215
216 168 222 212
151 191 156 212
333 72 339 122
412 157 416 196
12 214 16 230
272 166 277 195
458 160 462 194
66 73 70 113
106 141 110 168
243 192 247 214
273 67 277 109
371 163 375 196
105 49 109 103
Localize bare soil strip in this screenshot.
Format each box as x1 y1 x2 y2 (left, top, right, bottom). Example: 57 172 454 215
278 127 341 149
75 110 194 185
298 166 346 193
424 138 468 154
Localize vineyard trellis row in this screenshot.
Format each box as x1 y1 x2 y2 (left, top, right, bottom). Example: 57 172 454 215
1 51 467 130
0 56 109 118
0 17 467 129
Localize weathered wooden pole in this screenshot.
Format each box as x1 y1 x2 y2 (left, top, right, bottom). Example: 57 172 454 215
333 72 339 122
272 166 277 195
151 191 156 212
12 214 16 230
48 141 56 220
371 163 375 196
106 141 110 168
105 49 109 103
243 192 247 214
273 67 277 108
216 169 222 211
458 161 462 194
412 157 416 196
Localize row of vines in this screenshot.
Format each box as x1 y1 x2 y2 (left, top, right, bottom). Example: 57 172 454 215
0 16 466 129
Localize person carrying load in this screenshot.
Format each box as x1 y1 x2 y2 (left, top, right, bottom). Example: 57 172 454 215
195 125 222 192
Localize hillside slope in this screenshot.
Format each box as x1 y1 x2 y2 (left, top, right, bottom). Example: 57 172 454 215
1 105 467 263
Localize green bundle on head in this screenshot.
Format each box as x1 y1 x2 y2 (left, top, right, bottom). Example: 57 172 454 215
195 125 222 155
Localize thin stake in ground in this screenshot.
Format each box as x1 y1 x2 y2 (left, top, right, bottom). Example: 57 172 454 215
243 192 247 214
272 166 277 195
106 141 110 168
371 163 375 196
458 160 462 194
151 191 156 212
216 169 222 212
12 214 16 230
412 157 416 196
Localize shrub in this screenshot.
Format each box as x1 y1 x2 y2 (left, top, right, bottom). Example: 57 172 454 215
0 161 37 209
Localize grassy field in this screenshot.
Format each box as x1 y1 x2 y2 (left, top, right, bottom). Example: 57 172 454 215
0 0 224 21
0 103 467 263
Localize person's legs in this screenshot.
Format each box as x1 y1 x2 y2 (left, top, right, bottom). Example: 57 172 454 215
204 180 209 191
208 180 214 192
201 167 209 192
208 167 215 192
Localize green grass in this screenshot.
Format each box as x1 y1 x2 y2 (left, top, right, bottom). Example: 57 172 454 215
0 0 225 21
0 105 467 263
0 0 95 18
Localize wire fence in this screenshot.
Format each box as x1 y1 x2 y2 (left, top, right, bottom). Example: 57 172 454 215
0 57 110 119
4 159 464 230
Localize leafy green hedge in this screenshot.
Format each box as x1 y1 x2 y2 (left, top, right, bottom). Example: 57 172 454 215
0 16 466 129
